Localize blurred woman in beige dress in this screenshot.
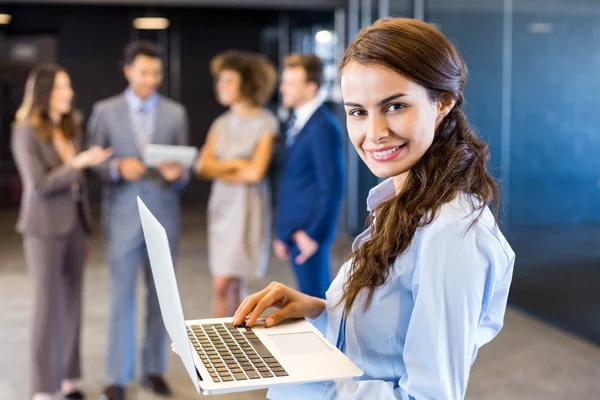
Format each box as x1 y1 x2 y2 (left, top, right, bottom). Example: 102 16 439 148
195 50 278 317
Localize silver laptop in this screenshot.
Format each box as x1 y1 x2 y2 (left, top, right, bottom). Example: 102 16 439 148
137 197 362 395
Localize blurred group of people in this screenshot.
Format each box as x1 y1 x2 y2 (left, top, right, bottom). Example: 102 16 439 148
12 40 344 400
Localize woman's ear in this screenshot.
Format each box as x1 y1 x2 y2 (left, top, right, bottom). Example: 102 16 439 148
435 93 457 126
438 93 456 117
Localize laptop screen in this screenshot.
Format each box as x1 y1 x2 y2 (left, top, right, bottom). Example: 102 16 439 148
137 196 200 393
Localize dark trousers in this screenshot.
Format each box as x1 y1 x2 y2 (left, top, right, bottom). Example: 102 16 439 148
23 219 88 394
289 241 332 299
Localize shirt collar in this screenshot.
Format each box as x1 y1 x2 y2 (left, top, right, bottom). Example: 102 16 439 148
125 88 159 112
351 179 396 252
366 178 396 212
292 95 323 129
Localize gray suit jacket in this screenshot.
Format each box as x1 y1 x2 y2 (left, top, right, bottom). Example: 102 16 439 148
87 93 189 241
11 122 92 236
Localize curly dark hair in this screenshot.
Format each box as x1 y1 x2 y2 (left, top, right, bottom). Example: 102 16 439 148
339 18 500 316
210 50 277 107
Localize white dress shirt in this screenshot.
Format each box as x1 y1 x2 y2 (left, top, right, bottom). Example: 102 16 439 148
287 96 324 144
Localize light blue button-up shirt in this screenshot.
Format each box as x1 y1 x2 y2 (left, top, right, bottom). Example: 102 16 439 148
267 178 515 400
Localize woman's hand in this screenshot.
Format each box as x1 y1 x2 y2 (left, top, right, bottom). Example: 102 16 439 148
71 146 113 170
233 282 326 328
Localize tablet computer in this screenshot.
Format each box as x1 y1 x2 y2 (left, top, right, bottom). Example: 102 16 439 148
143 144 198 168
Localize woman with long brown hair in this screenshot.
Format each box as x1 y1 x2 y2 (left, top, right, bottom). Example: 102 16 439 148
12 64 111 400
233 18 515 399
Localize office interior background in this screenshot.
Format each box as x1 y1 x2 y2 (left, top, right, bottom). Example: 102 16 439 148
0 0 599 399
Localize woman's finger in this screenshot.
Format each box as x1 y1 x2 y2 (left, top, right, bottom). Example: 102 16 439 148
246 286 284 327
233 295 254 326
265 303 296 327
233 282 283 326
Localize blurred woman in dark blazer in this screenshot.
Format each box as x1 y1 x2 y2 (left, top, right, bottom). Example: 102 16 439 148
12 64 112 400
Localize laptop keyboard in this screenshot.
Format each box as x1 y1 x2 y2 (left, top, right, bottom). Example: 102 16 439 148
187 322 289 383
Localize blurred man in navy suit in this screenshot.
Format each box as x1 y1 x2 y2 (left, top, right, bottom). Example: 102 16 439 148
275 54 344 299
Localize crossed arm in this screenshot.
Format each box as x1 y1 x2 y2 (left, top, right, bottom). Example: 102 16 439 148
195 130 275 185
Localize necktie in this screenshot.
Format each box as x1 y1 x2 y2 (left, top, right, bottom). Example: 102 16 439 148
134 105 151 149
285 114 297 147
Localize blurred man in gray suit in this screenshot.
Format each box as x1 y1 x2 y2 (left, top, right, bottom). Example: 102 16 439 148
88 41 189 400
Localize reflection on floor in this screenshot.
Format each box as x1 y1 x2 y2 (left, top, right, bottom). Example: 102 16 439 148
509 226 600 345
0 210 598 399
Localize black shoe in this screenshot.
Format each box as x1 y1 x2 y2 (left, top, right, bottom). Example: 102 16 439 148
64 390 85 400
141 375 172 397
98 385 125 400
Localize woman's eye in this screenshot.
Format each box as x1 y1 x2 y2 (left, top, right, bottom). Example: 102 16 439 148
349 109 367 117
386 103 406 112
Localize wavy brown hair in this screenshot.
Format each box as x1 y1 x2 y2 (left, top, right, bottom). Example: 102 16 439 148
339 18 500 316
15 64 80 142
210 50 277 107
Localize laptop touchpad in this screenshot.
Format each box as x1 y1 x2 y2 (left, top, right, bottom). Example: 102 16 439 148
267 332 332 356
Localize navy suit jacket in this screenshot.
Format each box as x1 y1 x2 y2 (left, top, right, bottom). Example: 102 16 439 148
276 105 344 245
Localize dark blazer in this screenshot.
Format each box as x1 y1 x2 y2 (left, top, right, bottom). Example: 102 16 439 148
11 122 92 236
276 105 345 245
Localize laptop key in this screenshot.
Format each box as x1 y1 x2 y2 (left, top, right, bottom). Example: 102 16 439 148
247 338 273 358
233 373 247 380
222 376 234 382
274 371 289 377
260 371 274 378
247 371 261 379
210 375 220 382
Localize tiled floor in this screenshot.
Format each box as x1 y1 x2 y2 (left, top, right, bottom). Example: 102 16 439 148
0 210 599 399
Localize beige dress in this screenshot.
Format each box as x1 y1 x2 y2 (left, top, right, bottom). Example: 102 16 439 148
207 109 278 278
